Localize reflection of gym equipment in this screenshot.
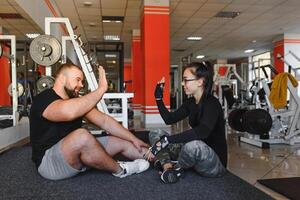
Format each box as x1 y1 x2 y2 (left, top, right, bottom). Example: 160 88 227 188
0 35 18 126
29 17 133 128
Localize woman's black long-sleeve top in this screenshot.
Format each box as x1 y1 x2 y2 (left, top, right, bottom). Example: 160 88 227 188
156 94 227 167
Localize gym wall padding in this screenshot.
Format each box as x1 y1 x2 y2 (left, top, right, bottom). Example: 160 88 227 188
0 44 11 106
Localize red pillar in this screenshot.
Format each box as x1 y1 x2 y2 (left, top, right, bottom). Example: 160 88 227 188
141 0 170 126
273 39 284 73
0 44 11 106
124 62 133 92
131 30 143 116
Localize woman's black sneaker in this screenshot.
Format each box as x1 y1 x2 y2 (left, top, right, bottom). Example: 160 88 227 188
160 167 184 184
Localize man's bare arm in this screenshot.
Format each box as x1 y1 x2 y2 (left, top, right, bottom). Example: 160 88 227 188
43 66 107 121
43 88 106 121
84 108 137 142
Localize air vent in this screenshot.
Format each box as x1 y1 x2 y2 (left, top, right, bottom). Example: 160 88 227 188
0 13 23 19
215 11 240 19
172 49 185 52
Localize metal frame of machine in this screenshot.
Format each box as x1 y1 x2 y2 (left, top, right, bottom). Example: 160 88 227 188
0 35 18 126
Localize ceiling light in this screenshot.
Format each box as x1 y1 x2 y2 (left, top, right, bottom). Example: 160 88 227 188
252 40 256 43
196 55 205 59
83 1 92 6
105 54 117 58
187 36 202 41
89 22 96 26
26 33 40 39
244 49 255 53
171 65 178 68
102 16 124 23
104 35 120 41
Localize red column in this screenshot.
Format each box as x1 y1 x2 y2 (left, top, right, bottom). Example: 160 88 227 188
0 44 11 106
131 30 143 116
273 39 284 73
124 62 133 92
141 0 170 126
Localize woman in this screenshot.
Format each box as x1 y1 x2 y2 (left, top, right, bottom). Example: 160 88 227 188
149 61 227 183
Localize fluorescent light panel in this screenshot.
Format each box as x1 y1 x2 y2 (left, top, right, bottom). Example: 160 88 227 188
244 49 255 53
187 36 202 41
105 54 117 58
104 35 120 41
196 55 205 59
26 33 40 39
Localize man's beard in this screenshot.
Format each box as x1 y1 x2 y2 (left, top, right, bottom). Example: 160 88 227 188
64 86 78 98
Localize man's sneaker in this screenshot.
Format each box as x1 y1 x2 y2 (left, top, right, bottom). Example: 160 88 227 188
113 159 150 178
160 167 184 184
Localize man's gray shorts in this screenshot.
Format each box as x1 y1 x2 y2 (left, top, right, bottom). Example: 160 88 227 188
38 136 108 180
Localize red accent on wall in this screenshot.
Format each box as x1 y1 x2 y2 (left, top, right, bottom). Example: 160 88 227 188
124 63 133 92
273 39 284 73
131 38 143 106
0 45 11 106
141 12 170 108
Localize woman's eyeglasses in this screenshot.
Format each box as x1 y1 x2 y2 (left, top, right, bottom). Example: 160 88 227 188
182 78 197 84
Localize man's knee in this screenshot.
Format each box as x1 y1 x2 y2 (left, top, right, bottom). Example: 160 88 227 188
68 128 94 147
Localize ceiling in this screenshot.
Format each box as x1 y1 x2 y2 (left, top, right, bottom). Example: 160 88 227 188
1 0 300 64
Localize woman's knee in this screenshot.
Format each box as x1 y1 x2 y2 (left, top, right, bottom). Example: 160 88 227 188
181 140 208 157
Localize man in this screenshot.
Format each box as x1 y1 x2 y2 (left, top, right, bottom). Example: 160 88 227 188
30 63 152 180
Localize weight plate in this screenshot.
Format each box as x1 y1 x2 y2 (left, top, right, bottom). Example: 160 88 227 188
7 82 24 97
29 35 62 66
36 76 55 93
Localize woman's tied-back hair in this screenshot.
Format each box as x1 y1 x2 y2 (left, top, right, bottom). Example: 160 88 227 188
54 63 82 78
185 61 214 99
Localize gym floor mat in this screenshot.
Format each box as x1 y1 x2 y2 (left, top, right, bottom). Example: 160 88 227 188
258 177 300 200
0 146 273 200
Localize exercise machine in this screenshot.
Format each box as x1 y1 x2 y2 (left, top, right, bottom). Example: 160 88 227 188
0 35 18 127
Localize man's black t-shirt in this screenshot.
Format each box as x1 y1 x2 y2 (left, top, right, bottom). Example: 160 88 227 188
29 89 82 167
156 94 228 167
